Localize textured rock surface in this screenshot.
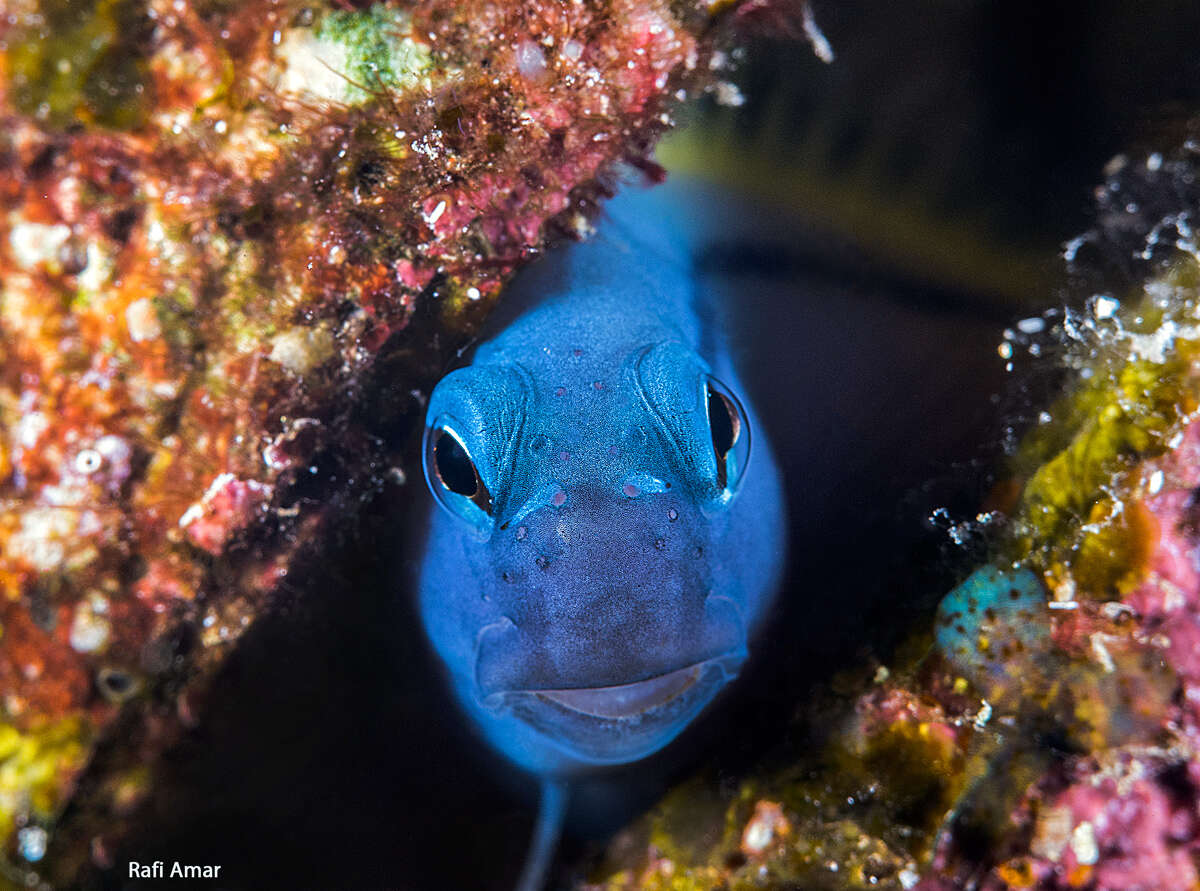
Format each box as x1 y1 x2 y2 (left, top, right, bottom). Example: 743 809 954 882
0 0 753 885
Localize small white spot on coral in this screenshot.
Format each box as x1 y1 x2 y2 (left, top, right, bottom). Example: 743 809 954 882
973 699 992 729
7 507 78 571
16 409 49 450
712 81 744 107
1093 295 1120 319
8 220 70 270
75 449 103 474
1128 320 1179 364
274 29 354 102
125 297 162 342
268 325 335 376
77 241 112 294
178 472 236 529
17 827 47 863
740 800 790 857
424 200 447 226
70 595 111 653
1071 821 1098 866
1090 634 1116 673
516 40 547 79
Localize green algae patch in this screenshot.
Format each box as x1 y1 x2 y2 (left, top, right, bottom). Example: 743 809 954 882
1008 260 1200 594
1017 358 1187 536
0 718 89 847
586 690 961 889
6 0 151 130
1071 496 1159 597
646 776 735 868
830 717 968 859
317 6 432 91
276 5 434 106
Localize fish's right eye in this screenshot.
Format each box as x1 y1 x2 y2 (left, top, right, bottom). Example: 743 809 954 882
433 429 480 498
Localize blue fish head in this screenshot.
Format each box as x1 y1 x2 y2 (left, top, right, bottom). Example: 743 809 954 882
418 310 785 776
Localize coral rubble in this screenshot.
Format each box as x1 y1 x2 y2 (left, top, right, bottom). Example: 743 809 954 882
0 0 749 884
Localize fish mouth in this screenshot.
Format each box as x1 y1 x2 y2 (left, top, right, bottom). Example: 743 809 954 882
531 662 704 719
482 652 744 765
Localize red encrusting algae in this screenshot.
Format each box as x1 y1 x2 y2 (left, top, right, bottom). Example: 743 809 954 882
0 0 755 882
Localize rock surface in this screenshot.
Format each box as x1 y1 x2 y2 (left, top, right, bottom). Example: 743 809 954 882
0 0 753 884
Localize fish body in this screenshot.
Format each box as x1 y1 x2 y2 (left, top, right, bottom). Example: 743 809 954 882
417 181 787 777
416 177 1009 889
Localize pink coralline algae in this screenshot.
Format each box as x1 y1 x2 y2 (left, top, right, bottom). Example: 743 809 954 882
177 473 274 556
971 413 1200 891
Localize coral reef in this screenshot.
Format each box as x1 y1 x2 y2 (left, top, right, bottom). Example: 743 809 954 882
581 150 1200 890
0 0 754 885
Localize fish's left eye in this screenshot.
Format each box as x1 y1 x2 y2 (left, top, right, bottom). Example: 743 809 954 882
423 422 494 535
705 378 750 494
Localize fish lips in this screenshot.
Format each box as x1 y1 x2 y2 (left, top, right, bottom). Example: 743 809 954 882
477 650 746 765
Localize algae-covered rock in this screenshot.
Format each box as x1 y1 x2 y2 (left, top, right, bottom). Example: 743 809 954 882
0 0 758 884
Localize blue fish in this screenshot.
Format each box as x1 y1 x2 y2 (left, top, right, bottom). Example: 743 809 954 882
417 179 788 888
415 171 1015 888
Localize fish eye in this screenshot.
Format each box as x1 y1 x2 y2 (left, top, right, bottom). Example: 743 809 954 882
704 378 750 493
433 429 479 497
426 425 493 516
707 386 739 464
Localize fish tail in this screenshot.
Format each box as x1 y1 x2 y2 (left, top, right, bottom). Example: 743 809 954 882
514 779 569 891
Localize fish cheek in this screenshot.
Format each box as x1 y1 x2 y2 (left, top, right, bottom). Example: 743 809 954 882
419 511 523 675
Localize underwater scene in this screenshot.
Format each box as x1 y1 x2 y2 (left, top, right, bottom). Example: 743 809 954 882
2 0 1200 888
